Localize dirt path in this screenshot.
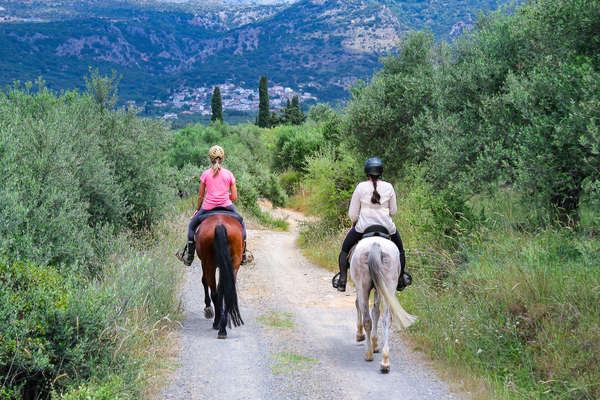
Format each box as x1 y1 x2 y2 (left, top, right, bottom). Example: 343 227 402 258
163 208 459 400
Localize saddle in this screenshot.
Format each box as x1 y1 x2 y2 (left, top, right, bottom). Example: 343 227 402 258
361 225 391 240
348 225 391 261
195 206 244 231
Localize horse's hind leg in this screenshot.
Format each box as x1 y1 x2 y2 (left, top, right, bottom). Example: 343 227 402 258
358 290 373 362
217 291 228 339
380 304 391 373
202 276 214 319
371 289 381 353
211 286 220 330
355 298 365 342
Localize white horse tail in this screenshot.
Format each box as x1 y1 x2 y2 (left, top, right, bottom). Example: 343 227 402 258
367 242 418 329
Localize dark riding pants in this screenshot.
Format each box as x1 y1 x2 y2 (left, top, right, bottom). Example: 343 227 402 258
341 226 406 270
187 205 246 241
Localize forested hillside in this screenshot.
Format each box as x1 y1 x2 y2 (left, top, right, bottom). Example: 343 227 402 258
0 0 518 104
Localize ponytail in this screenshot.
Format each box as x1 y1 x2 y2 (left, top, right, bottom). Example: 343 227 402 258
370 175 381 204
212 157 222 177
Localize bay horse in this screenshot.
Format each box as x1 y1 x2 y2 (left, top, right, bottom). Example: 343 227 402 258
350 236 418 373
196 214 244 339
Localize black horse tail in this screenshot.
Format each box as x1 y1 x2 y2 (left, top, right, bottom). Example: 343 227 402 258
214 224 244 327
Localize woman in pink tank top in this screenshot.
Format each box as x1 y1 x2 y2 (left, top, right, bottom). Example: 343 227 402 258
176 145 249 266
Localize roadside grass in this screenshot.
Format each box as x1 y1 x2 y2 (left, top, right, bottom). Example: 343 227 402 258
254 210 289 231
67 207 185 399
296 179 600 399
287 188 312 213
269 352 317 375
298 221 345 272
257 312 294 328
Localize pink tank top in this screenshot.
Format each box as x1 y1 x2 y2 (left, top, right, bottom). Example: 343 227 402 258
200 167 235 210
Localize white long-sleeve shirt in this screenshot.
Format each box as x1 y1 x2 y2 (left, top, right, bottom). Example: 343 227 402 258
348 180 397 234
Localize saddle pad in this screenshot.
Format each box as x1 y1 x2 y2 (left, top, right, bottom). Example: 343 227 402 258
196 207 244 228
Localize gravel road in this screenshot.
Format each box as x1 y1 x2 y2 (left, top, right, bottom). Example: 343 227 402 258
163 210 460 400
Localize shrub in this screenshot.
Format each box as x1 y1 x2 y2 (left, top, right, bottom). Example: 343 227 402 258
0 80 174 268
271 125 323 173
0 260 116 398
302 149 362 225
0 217 182 400
279 168 303 196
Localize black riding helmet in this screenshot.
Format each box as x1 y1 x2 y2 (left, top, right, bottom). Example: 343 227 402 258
364 157 383 176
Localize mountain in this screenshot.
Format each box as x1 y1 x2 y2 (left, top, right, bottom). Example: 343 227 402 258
0 0 519 105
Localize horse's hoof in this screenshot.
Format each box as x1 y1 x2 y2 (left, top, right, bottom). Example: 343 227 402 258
204 307 214 319
365 354 374 362
217 334 227 339
372 337 379 352
380 364 390 374
356 334 366 342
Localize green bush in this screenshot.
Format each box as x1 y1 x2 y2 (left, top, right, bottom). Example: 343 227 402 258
55 376 131 400
169 163 203 199
0 80 174 268
0 260 117 398
344 31 435 176
0 219 182 400
279 168 303 196
302 149 362 225
271 124 323 173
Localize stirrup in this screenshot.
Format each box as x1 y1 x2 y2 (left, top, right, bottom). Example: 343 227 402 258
396 272 413 291
332 272 341 288
332 273 346 291
175 245 187 263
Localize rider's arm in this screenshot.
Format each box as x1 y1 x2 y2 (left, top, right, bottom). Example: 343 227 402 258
196 182 206 211
230 182 238 202
348 185 361 224
389 185 398 216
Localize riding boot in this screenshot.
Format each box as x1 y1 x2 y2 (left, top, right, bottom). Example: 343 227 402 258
176 240 195 266
396 251 412 291
333 250 350 292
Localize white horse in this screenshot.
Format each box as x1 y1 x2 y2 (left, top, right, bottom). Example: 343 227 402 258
350 236 418 373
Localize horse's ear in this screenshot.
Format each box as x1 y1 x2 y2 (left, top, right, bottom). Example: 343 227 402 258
360 252 369 264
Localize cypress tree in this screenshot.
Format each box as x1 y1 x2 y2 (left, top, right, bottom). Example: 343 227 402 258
257 76 270 128
289 95 306 125
211 86 223 122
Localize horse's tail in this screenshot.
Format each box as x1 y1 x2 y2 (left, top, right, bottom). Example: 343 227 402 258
367 242 418 329
214 224 244 327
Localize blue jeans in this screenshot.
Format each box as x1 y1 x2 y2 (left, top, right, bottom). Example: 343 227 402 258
187 205 246 241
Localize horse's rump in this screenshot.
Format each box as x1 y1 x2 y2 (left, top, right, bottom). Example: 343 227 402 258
351 237 417 329
196 214 244 268
196 214 244 336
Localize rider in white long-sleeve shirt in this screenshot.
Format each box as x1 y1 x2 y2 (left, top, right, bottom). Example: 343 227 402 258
333 157 411 292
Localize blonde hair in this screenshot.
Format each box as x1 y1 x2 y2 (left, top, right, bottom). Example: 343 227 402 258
208 145 225 177
211 157 222 177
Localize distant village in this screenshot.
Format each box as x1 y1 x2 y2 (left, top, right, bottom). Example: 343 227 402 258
146 83 318 120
